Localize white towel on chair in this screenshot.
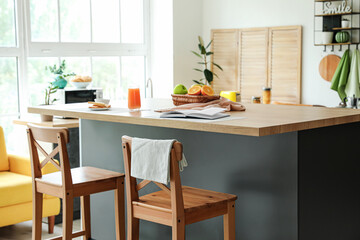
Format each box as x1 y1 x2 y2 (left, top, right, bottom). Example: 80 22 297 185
130 137 188 184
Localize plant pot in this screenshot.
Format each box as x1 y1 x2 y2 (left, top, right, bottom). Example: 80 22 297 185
321 32 334 44
40 114 53 122
342 21 350 28
53 74 67 89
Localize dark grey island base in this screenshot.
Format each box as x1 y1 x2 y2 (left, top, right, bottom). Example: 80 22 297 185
80 119 360 240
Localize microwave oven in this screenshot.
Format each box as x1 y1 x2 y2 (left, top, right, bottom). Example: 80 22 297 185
55 88 103 104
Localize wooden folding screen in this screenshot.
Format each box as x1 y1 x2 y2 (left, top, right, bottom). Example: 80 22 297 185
211 26 302 104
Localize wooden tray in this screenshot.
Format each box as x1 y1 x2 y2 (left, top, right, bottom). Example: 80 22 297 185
171 94 220 106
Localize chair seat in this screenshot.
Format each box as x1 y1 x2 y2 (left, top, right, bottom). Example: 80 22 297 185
135 186 237 213
35 167 124 197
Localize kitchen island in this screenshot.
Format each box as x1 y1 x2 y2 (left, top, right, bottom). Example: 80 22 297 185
29 100 360 240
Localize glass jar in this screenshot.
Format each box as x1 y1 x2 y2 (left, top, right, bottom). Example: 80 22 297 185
262 87 271 104
252 96 261 104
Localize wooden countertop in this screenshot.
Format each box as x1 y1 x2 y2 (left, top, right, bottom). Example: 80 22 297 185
13 115 79 128
27 99 360 137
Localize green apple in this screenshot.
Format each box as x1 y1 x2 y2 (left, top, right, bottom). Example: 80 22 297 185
173 84 188 94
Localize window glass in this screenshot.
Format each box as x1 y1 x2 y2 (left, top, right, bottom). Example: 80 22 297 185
92 57 120 100
27 57 59 106
121 56 145 98
0 118 29 155
0 57 18 114
120 0 144 43
92 0 120 43
0 0 16 47
61 57 91 77
60 0 91 42
30 0 59 42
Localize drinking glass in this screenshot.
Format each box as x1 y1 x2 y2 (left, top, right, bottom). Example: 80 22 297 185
128 87 141 111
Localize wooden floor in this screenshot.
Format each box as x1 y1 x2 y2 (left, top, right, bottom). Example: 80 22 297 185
0 219 81 240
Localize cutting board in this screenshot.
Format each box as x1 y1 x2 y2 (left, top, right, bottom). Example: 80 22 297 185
319 54 341 82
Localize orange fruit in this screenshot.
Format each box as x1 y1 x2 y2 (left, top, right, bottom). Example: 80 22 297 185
201 85 215 96
188 85 202 95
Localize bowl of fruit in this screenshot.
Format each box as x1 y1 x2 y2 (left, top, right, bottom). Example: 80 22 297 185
171 84 220 106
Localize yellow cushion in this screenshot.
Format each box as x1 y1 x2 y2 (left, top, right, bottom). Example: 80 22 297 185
0 126 9 171
0 198 60 227
0 171 33 207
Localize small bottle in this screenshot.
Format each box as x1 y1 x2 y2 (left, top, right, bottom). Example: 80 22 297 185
252 96 261 104
262 87 271 104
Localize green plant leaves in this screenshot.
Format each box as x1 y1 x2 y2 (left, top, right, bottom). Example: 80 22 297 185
198 36 205 47
206 40 213 49
191 51 202 59
192 36 223 85
204 69 213 84
212 62 223 71
193 80 204 85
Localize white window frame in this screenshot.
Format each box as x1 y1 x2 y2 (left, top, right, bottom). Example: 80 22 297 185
0 0 151 117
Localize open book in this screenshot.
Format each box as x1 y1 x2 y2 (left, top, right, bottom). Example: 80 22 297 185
160 107 230 120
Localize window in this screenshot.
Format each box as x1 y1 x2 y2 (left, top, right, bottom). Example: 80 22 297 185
0 0 150 150
26 0 149 105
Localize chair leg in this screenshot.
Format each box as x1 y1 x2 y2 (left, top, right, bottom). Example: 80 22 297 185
48 215 55 234
172 217 185 240
81 195 91 240
32 192 43 240
114 178 125 240
63 191 74 240
127 216 139 240
224 201 236 240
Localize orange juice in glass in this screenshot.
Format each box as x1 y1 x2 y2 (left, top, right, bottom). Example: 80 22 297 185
128 87 141 111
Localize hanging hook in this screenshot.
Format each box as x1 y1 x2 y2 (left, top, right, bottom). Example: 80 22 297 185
331 45 334 52
340 45 343 51
324 45 327 52
348 44 350 51
357 44 359 50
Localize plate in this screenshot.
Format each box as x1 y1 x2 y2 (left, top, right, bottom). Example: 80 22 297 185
89 107 110 111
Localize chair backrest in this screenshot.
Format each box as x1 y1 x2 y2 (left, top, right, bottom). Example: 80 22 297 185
0 126 9 171
121 136 185 215
27 124 72 189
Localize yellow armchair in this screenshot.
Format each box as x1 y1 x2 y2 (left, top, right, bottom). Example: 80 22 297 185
0 126 60 232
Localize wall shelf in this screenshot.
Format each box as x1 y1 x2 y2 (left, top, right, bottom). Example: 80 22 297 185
332 27 360 30
315 42 352 46
315 0 344 2
314 0 360 50
315 12 360 17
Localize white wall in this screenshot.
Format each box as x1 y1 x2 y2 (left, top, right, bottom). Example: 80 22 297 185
201 0 346 106
149 0 174 98
173 0 204 88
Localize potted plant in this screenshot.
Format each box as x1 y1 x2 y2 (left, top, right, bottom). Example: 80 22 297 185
45 60 76 89
40 81 59 122
192 36 223 85
342 18 350 28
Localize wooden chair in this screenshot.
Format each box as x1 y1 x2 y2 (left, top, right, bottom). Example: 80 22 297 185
27 124 125 240
121 136 237 240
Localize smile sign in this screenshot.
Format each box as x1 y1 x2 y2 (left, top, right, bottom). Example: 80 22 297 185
323 1 352 14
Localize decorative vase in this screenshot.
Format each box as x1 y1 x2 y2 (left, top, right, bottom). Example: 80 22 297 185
342 20 350 28
335 31 350 43
53 74 67 89
321 32 334 44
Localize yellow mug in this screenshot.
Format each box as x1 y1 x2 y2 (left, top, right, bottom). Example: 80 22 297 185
220 91 239 102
